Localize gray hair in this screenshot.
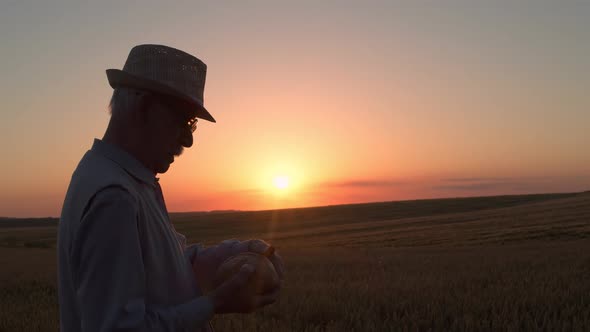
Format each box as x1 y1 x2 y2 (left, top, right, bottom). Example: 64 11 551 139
108 87 146 117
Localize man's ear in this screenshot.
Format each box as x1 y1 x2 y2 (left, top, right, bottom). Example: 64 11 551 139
135 92 152 123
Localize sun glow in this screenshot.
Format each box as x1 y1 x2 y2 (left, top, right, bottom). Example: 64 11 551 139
273 176 290 190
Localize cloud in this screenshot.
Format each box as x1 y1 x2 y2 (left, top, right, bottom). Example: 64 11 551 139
320 179 404 188
229 188 266 195
434 182 518 191
443 177 511 183
433 176 590 193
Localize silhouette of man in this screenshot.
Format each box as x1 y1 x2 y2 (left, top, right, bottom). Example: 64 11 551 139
57 44 285 332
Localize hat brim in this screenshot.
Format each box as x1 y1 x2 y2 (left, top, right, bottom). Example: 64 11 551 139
106 69 216 123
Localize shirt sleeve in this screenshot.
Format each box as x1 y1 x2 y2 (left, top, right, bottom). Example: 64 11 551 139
173 230 203 265
70 186 214 332
197 239 240 262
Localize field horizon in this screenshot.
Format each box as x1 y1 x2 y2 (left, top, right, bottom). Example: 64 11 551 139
1 190 588 222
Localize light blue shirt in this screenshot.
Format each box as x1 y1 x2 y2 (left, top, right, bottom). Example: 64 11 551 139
58 139 217 332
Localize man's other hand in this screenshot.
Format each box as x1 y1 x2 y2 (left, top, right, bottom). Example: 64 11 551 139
207 264 280 314
235 239 285 281
193 238 286 293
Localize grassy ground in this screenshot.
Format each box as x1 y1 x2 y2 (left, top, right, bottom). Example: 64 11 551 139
0 192 589 331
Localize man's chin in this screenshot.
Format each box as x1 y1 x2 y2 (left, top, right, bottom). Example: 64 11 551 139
155 162 171 174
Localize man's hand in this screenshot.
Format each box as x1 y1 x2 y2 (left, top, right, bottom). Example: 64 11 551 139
192 239 242 291
234 239 286 281
193 239 285 294
207 264 280 314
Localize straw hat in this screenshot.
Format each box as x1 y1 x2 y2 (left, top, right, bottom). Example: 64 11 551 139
106 44 216 123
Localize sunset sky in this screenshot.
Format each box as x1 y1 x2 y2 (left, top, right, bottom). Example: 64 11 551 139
1 1 589 217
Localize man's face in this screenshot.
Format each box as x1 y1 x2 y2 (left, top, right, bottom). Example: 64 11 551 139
142 95 196 174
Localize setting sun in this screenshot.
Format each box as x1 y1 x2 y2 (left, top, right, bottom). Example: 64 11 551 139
273 176 290 190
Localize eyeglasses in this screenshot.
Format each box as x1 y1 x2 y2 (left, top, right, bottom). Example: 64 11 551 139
187 116 198 133
147 93 199 133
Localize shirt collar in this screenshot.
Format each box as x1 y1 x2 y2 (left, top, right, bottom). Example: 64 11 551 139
91 138 158 188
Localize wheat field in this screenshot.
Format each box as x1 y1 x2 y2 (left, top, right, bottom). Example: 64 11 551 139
1 192 589 331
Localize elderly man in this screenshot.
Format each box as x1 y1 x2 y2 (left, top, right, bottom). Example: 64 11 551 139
57 44 285 332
